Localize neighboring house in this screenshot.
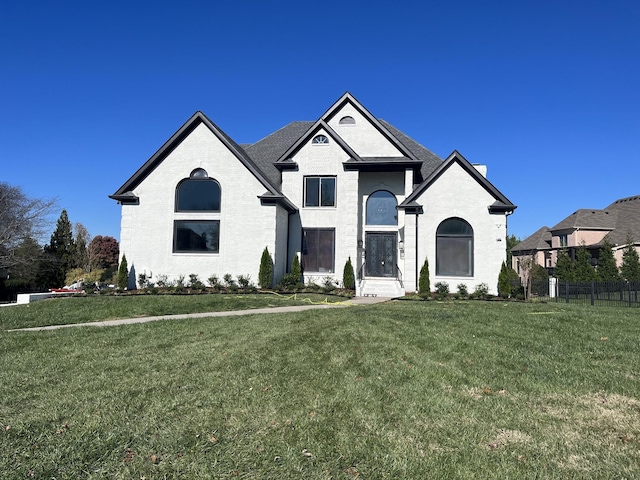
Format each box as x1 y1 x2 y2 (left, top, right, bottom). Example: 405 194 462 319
512 195 640 277
110 92 516 296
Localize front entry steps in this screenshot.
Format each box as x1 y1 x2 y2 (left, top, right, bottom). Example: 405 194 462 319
357 278 405 298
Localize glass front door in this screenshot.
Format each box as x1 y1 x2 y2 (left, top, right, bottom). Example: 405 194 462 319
365 233 397 277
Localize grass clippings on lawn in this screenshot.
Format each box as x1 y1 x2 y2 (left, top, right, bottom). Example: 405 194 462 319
1 300 639 478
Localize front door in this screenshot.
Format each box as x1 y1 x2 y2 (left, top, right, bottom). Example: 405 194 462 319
365 233 396 277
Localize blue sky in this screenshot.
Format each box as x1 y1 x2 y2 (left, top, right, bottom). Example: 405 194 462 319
2 1 639 243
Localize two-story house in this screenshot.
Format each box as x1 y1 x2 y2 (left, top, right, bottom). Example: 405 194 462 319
110 93 516 296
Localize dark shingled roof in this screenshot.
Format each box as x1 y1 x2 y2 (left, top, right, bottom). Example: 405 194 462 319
550 209 618 232
378 120 443 181
243 121 313 187
511 226 552 253
601 195 640 246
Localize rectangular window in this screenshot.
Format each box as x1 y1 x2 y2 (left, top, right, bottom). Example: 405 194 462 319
174 220 219 253
304 177 335 207
302 228 335 273
559 234 568 247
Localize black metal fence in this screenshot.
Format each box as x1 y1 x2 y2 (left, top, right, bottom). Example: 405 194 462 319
555 280 640 308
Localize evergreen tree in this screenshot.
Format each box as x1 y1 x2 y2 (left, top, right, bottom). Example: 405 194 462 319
43 210 75 287
506 234 519 266
291 255 302 283
418 257 430 298
620 233 640 281
258 247 273 289
117 254 129 290
596 239 620 281
498 261 511 298
343 257 355 290
574 243 596 282
554 248 575 282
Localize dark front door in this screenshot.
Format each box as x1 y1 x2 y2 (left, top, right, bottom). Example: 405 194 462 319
365 233 396 277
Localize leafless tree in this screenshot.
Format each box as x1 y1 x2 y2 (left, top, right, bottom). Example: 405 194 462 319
0 182 56 270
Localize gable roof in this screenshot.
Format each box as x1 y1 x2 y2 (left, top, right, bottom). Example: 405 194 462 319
399 150 516 212
110 111 296 211
273 119 363 167
511 226 552 253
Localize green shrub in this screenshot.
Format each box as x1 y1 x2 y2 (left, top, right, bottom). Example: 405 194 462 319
116 255 128 290
457 283 468 296
498 261 511 298
291 255 302 283
207 275 221 289
258 247 273 289
473 283 490 299
189 274 205 290
418 258 431 298
237 274 253 290
434 281 449 297
343 257 355 290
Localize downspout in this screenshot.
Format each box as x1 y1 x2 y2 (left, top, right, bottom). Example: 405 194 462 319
415 212 420 288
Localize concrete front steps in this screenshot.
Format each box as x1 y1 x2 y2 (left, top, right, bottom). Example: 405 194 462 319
356 278 405 298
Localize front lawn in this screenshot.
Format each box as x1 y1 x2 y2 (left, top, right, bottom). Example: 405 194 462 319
0 292 347 331
1 300 639 478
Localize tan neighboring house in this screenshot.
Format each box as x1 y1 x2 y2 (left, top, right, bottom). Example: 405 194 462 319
512 195 640 279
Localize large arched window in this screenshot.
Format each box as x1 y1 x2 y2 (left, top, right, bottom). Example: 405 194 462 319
175 171 221 212
366 190 397 225
436 218 473 276
174 169 221 253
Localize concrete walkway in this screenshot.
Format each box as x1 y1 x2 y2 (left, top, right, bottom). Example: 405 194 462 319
8 296 392 332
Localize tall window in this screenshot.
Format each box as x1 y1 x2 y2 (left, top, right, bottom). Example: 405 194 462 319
304 177 336 207
174 169 221 253
302 229 335 273
366 190 397 225
436 218 473 276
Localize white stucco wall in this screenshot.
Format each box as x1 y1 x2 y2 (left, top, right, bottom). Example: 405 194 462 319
403 162 508 294
326 104 404 158
118 123 280 288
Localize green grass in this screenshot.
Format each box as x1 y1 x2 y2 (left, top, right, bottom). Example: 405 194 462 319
0 292 347 330
1 299 639 478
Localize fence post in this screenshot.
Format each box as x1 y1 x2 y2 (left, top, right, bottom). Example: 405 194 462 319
590 281 595 306
565 281 569 304
630 282 633 308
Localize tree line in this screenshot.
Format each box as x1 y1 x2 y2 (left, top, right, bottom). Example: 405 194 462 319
0 182 119 300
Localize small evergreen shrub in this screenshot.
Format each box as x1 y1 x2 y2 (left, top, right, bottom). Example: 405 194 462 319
207 275 221 289
343 257 355 290
223 274 238 291
498 261 511 298
473 283 490 299
116 255 128 291
457 283 468 296
237 274 252 290
291 255 302 283
434 281 449 297
189 274 205 290
419 258 431 298
258 247 273 289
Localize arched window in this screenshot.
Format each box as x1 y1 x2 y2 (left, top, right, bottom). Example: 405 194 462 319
436 218 473 276
312 134 329 144
173 170 221 253
339 116 355 125
175 175 221 212
366 190 397 225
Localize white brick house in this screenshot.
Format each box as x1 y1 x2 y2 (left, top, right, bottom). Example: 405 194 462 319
110 93 516 296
